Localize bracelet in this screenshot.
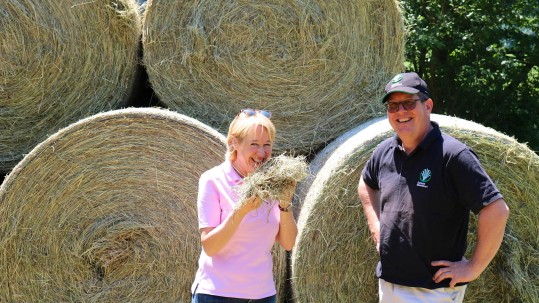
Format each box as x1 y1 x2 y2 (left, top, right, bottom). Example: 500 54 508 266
278 204 292 212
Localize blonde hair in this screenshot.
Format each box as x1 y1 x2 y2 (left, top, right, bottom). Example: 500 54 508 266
226 112 276 161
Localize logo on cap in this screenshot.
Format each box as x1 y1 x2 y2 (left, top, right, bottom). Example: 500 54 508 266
391 74 404 84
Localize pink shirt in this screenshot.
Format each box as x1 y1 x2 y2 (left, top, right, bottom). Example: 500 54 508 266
191 161 280 299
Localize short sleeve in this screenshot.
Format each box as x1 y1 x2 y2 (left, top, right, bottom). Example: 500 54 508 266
362 155 380 190
362 139 393 191
448 148 503 214
197 172 222 229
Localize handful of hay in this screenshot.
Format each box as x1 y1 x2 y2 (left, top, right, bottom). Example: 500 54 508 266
235 155 310 211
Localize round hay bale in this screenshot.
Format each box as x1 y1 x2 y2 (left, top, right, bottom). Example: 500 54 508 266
0 108 226 302
142 0 404 155
0 0 141 172
292 116 387 219
290 114 539 303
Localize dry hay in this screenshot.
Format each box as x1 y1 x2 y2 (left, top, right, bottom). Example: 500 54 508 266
236 154 310 211
0 0 141 172
290 114 539 303
0 108 226 302
142 0 404 155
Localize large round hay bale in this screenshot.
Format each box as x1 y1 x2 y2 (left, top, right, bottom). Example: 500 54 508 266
0 108 226 302
0 0 141 172
142 0 404 155
290 114 539 303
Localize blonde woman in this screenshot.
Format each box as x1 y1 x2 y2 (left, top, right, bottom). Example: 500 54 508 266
191 109 297 303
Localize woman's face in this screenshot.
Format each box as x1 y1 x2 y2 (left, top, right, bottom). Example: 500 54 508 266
232 124 273 176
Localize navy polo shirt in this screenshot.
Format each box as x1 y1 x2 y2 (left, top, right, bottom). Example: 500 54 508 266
362 122 503 289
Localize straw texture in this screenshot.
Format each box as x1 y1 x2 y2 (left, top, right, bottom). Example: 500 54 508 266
0 0 141 172
142 0 404 155
0 108 225 302
291 114 539 303
236 155 309 211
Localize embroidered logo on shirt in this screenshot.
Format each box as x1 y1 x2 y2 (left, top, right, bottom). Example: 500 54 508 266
417 168 431 188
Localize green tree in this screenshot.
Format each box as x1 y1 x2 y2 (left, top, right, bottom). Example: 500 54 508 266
402 0 539 152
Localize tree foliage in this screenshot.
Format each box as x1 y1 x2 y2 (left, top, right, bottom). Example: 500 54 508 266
402 0 539 152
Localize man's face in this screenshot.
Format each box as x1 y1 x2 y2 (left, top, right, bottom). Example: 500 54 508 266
386 92 433 145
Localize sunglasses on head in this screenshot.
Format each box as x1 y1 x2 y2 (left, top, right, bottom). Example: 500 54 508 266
240 108 272 119
385 99 422 113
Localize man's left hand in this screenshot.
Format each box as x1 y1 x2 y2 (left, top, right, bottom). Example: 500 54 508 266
431 257 480 288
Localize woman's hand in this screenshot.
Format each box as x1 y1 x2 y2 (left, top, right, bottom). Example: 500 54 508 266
201 195 262 256
278 181 297 210
236 195 263 216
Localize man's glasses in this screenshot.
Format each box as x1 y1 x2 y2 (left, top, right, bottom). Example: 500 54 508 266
240 108 272 119
385 99 421 113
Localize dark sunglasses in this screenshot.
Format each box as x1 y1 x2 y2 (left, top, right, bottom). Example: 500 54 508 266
386 99 421 113
240 108 272 119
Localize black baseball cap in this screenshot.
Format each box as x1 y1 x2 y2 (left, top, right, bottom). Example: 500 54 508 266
382 72 430 103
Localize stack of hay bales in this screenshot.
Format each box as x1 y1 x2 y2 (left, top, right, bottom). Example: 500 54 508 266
142 0 405 155
0 0 141 173
0 108 226 302
290 114 539 302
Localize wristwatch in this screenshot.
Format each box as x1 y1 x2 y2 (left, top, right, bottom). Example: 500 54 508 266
278 204 292 212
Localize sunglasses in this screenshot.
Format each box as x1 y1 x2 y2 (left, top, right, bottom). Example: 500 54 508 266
240 108 272 119
385 99 421 113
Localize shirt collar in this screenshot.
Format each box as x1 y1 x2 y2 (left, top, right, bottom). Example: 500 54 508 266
419 121 441 150
224 160 243 183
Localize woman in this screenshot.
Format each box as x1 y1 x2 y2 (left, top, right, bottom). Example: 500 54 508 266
191 109 298 303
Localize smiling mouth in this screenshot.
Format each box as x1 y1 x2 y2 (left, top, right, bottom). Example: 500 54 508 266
252 158 265 167
397 117 412 123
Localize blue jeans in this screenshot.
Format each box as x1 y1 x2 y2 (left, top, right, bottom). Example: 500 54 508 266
191 293 277 303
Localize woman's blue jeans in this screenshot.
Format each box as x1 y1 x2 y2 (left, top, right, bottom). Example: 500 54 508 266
191 293 277 303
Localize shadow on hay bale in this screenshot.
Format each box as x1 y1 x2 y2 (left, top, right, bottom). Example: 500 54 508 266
0 0 141 173
0 108 227 302
290 114 539 303
142 0 404 156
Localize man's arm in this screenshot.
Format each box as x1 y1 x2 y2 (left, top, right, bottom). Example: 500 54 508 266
358 176 381 253
432 198 509 287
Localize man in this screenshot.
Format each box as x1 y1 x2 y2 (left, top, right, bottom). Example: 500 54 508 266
357 72 510 302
